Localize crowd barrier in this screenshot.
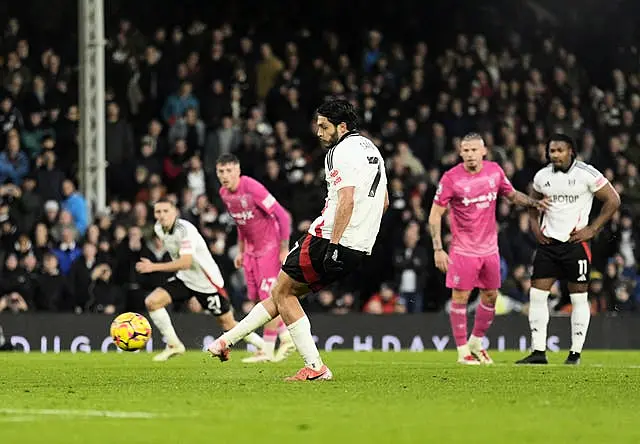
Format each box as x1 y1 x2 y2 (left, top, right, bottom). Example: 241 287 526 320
1 313 638 353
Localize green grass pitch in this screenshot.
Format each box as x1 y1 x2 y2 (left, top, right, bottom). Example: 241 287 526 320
0 351 639 443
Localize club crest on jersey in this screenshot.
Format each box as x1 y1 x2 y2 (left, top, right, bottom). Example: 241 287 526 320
488 178 495 188
568 179 576 186
240 196 248 209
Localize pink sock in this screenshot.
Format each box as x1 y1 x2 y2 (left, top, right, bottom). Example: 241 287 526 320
472 302 496 338
263 328 278 343
449 302 468 347
276 320 287 335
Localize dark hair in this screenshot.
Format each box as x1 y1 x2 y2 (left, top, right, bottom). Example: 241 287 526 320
216 153 240 166
316 98 359 130
546 133 575 160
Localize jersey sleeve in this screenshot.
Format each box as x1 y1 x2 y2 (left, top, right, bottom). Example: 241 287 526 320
246 177 277 214
532 171 543 193
433 173 454 207
328 144 359 190
584 164 608 192
177 224 195 256
498 166 515 196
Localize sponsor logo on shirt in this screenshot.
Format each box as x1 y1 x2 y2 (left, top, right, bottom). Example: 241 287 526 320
230 210 255 225
462 192 497 208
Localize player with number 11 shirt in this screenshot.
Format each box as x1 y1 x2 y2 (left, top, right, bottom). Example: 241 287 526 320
217 154 295 363
208 99 389 381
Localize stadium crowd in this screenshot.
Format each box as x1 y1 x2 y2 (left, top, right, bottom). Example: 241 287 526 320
0 2 638 317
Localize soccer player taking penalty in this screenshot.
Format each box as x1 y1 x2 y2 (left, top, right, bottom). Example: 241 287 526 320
136 198 266 361
429 133 549 365
208 99 389 381
517 134 620 365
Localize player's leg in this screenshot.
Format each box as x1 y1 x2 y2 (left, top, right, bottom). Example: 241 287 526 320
215 310 266 355
238 255 274 362
252 253 297 363
468 253 501 364
271 271 332 381
145 284 186 361
564 242 592 365
446 252 482 364
516 245 557 364
207 294 279 361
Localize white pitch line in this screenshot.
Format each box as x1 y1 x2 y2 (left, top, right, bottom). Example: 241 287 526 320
0 408 180 419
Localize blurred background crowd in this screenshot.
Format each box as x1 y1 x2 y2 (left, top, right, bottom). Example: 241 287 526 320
0 0 638 317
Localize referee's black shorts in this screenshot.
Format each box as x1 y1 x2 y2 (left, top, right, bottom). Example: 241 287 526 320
281 234 365 292
531 240 592 284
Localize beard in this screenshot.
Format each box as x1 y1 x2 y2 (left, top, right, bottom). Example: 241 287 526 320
321 132 340 150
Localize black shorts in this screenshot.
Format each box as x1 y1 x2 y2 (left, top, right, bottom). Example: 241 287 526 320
282 234 366 292
531 241 592 284
160 276 231 316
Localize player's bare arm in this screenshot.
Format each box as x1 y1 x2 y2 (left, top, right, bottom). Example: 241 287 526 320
506 189 550 212
330 186 355 245
234 237 245 269
428 202 449 273
569 183 621 243
383 189 389 213
528 189 552 245
136 254 193 274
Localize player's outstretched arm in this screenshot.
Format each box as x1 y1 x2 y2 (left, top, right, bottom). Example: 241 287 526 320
505 189 550 212
527 190 552 245
428 203 449 273
569 183 621 243
136 255 193 274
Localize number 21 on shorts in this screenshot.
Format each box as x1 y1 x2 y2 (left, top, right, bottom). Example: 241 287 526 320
206 295 223 315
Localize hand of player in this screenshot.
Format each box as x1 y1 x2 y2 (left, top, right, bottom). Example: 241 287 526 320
135 258 155 274
234 253 243 269
569 226 597 243
323 243 344 273
434 249 449 273
534 197 551 212
532 227 552 245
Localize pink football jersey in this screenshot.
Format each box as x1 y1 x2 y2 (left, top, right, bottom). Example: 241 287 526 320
219 176 281 256
433 161 514 257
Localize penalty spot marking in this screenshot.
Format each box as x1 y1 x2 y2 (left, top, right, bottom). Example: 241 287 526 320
0 408 192 420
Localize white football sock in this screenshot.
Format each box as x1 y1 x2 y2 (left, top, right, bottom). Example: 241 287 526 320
287 316 323 370
278 328 293 343
242 332 266 351
570 292 590 353
529 288 550 352
220 303 272 346
148 308 181 347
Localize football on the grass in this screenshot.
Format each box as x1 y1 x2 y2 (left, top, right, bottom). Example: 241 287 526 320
110 312 152 351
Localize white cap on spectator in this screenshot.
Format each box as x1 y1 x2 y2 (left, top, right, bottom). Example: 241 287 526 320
45 200 59 212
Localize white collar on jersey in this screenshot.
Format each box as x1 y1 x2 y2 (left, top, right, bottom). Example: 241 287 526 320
552 159 577 174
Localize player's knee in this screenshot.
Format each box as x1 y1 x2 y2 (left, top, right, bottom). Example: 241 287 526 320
145 290 167 311
480 290 498 305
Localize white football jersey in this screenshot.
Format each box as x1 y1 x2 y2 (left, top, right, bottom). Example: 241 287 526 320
154 218 224 294
533 160 609 242
309 132 387 254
